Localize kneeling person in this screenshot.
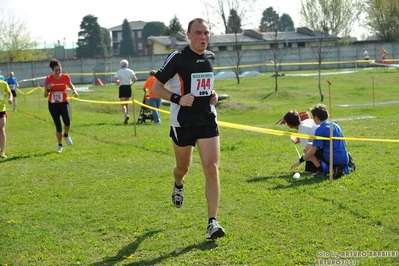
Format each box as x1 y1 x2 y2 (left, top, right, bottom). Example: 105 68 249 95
291 104 349 178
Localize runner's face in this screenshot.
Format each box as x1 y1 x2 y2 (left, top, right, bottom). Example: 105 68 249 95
53 66 62 77
187 21 210 54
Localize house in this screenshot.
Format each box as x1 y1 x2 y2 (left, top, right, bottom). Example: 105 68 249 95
146 32 188 55
108 21 147 56
146 27 340 55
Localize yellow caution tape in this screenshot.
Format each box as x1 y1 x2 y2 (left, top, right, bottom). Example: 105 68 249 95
16 86 399 144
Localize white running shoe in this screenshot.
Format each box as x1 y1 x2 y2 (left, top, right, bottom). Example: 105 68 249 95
206 220 225 240
124 115 130 124
63 135 73 145
57 146 63 153
171 181 184 208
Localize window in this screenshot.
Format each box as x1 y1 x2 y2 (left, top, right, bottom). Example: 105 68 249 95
219 46 227 51
270 43 278 49
138 43 143 50
297 42 306 47
137 31 142 38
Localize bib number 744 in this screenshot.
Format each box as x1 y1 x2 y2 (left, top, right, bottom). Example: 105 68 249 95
191 72 214 97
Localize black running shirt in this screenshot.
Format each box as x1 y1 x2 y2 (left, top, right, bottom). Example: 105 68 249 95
155 46 217 128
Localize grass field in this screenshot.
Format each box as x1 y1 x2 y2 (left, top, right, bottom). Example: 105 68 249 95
1 67 399 266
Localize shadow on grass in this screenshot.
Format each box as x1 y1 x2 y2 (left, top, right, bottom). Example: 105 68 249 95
246 174 326 189
89 230 217 266
313 196 399 235
70 122 156 148
261 91 275 100
0 151 53 163
75 122 155 128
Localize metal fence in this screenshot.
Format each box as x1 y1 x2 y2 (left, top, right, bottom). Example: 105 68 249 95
1 41 398 88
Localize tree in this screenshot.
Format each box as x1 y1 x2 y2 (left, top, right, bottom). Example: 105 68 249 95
300 0 363 37
259 7 295 32
259 7 279 32
300 0 361 101
365 0 399 41
0 10 47 62
142 21 167 44
270 14 281 92
76 15 108 58
165 15 184 36
202 0 258 34
224 8 245 84
119 19 135 55
278 14 295 31
202 0 258 84
101 27 112 57
226 9 242 33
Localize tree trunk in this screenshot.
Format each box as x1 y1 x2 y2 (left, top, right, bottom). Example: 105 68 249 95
318 63 324 102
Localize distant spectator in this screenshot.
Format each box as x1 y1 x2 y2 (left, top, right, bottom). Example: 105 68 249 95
363 49 369 68
6 72 19 112
143 70 161 124
0 70 4 81
380 48 387 60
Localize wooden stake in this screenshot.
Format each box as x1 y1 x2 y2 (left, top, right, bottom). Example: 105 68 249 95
132 97 137 137
327 80 333 183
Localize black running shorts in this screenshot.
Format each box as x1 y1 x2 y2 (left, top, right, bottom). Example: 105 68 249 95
170 122 219 147
119 85 132 98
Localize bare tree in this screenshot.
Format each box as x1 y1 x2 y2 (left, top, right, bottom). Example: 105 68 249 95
267 13 289 92
300 0 363 37
0 10 45 62
202 0 258 84
270 28 287 92
299 0 357 101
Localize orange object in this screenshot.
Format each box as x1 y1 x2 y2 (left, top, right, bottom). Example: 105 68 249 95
299 111 310 121
94 79 104 86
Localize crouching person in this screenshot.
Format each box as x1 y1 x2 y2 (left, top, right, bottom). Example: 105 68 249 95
291 104 350 179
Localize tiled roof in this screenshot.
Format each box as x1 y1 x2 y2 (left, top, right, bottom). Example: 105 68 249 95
148 28 339 46
108 20 147 31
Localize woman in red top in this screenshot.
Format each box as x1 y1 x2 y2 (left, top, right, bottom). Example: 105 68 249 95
44 58 78 153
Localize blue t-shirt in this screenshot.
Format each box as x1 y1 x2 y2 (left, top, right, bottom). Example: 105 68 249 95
6 77 18 90
312 121 349 165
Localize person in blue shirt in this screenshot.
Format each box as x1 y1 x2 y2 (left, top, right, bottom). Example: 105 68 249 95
291 103 350 178
6 72 19 112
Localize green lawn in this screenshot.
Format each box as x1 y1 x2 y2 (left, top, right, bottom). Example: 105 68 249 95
1 68 398 265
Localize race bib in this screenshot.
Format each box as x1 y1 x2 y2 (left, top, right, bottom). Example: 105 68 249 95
10 84 15 90
191 72 214 97
51 92 64 103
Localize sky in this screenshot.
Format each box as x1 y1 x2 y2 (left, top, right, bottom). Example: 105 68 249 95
1 0 365 48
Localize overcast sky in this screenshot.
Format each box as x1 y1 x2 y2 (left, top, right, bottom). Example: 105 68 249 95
1 0 365 48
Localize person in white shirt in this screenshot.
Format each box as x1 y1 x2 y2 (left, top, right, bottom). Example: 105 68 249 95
114 60 137 124
363 49 369 68
283 110 320 174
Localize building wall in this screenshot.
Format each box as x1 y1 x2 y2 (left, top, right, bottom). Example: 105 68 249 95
1 42 397 88
152 43 174 55
111 29 145 56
